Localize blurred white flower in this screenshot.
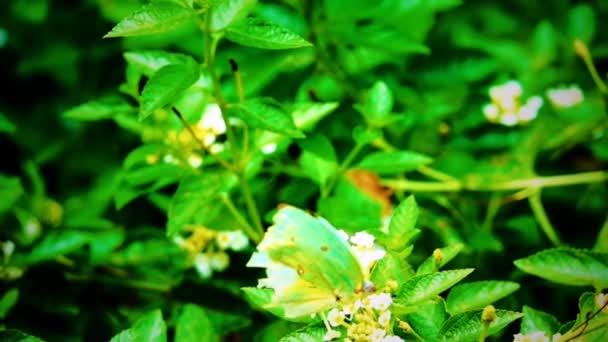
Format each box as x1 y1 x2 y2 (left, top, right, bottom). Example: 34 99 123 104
216 230 249 251
350 231 375 248
547 85 584 109
368 292 392 311
210 252 230 271
513 331 549 342
483 80 542 126
194 253 212 278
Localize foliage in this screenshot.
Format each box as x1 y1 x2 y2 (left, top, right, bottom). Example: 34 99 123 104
1 0 608 341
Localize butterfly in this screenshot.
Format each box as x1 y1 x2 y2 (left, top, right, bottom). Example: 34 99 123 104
247 206 367 319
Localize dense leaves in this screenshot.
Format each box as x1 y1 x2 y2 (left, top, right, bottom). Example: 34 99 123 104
2 0 608 341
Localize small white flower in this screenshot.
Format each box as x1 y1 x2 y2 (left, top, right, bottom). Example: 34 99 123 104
188 153 203 168
382 336 405 342
512 331 549 342
216 230 249 251
210 252 230 271
350 231 375 248
499 112 519 126
354 247 386 273
378 310 391 327
261 143 277 154
328 308 345 327
483 103 500 121
209 143 225 154
518 96 543 121
24 218 41 239
199 103 226 135
323 329 341 341
163 154 177 164
371 328 386 340
194 253 212 278
2 241 15 257
547 85 584 109
368 292 393 311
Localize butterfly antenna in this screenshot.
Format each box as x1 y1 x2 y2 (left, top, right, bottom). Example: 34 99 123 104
564 299 608 342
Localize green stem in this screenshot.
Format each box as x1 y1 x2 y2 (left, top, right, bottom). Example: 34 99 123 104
202 11 264 239
382 170 608 192
576 40 608 94
238 173 265 239
529 191 561 246
593 216 608 252
322 142 365 197
478 323 489 342
220 193 261 243
481 193 502 232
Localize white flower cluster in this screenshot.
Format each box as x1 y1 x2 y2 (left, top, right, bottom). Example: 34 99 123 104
147 104 227 169
513 331 562 342
546 85 584 109
483 80 543 127
174 227 248 279
323 292 402 342
323 231 402 342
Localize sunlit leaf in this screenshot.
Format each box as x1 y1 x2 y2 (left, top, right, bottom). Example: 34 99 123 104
446 281 520 315
514 248 608 289
226 18 312 49
140 60 200 120
104 1 195 38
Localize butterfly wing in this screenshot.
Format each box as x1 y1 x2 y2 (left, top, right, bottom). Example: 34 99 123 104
249 206 364 317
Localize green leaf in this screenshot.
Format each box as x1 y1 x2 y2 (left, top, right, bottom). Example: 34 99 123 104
229 98 304 138
385 196 420 251
109 239 183 266
167 172 233 235
124 50 197 77
210 0 257 31
226 17 312 49
395 269 474 307
438 309 523 342
356 151 433 174
0 330 44 342
63 96 135 121
104 1 195 38
567 4 596 43
446 281 520 315
0 288 19 319
298 134 337 186
89 229 126 264
25 230 92 265
291 102 339 129
520 306 561 336
140 60 200 120
175 304 218 342
317 178 383 232
0 175 24 214
406 298 448 341
358 81 393 124
352 126 383 146
279 325 326 341
416 244 464 276
110 309 167 342
370 251 413 289
0 112 16 134
513 248 608 289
